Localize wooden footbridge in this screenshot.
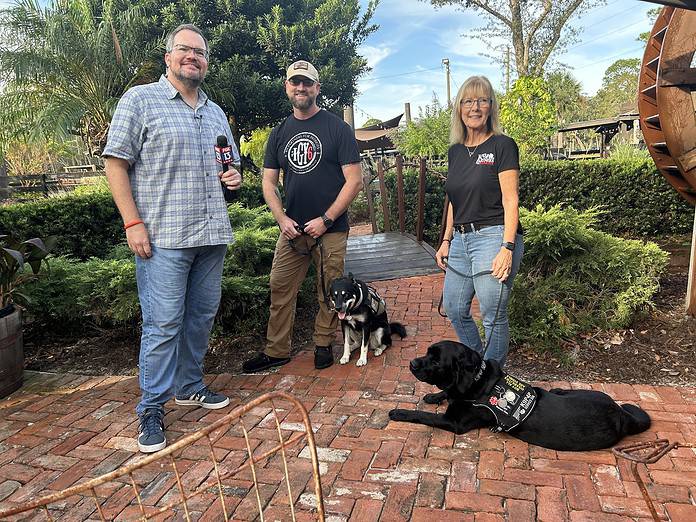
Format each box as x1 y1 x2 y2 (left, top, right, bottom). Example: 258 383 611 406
345 157 443 282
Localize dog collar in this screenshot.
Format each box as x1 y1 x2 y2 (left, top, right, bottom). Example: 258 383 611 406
470 373 537 433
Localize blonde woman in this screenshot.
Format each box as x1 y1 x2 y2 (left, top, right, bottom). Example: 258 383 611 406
435 76 524 366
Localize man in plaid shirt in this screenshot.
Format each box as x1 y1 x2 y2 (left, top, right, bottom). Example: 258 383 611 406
103 24 240 453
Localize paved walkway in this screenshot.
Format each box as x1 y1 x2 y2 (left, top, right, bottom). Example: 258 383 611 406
1 274 695 521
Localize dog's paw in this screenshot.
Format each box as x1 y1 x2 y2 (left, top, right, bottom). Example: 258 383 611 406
374 347 385 356
356 357 367 367
339 354 350 364
423 392 447 405
388 409 412 422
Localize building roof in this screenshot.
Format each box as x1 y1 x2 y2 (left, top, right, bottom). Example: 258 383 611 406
558 113 639 133
354 114 403 152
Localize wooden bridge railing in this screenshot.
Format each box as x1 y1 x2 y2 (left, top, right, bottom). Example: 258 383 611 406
362 154 447 245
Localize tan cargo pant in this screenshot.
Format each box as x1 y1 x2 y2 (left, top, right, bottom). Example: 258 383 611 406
265 231 347 359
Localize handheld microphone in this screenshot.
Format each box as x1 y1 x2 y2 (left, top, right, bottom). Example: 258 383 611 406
215 135 239 203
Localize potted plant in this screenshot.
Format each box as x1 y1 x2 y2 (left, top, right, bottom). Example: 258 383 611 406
1 235 54 398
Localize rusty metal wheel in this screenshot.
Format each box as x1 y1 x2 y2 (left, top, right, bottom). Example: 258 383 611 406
638 5 696 205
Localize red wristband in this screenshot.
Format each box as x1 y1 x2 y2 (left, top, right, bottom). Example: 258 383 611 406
124 219 143 230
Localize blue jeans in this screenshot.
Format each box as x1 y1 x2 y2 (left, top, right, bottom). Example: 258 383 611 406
443 225 523 366
135 244 227 416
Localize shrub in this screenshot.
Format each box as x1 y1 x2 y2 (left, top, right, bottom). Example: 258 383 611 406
0 187 122 259
0 183 266 259
21 205 314 336
509 205 668 350
240 127 272 171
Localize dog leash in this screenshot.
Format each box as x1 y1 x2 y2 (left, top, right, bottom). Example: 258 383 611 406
287 227 331 305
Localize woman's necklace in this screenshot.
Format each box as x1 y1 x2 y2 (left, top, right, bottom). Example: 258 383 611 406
465 133 490 157
465 143 480 158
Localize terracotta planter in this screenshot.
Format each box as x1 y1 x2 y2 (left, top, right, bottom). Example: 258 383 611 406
0 308 23 398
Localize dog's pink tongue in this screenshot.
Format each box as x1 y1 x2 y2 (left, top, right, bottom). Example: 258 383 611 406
338 311 346 320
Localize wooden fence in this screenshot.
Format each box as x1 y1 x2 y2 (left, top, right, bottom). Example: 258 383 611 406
1 170 105 199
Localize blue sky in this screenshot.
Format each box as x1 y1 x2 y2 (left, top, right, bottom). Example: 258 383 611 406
354 0 655 126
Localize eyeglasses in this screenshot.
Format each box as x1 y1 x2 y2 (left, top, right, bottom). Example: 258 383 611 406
288 77 316 87
461 97 491 109
171 44 209 60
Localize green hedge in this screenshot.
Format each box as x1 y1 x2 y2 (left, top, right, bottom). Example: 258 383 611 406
509 205 668 350
0 180 266 260
0 190 122 259
519 158 693 236
361 158 693 243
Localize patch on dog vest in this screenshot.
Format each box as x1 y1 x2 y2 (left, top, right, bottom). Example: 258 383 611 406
361 283 386 316
471 373 537 432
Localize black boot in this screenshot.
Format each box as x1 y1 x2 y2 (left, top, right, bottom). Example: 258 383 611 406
242 352 290 373
314 345 334 369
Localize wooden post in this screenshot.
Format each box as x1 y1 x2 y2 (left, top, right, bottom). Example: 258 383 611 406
404 103 411 124
377 160 391 232
0 159 9 201
687 205 696 316
396 155 405 234
343 105 355 130
362 163 377 234
417 157 426 242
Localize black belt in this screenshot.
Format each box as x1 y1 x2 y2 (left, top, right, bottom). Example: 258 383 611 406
454 223 501 233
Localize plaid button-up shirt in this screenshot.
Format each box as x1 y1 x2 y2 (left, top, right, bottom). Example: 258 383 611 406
103 75 239 248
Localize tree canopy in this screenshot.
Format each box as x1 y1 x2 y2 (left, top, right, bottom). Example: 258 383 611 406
392 96 451 158
546 70 589 125
428 0 602 77
499 76 555 155
591 58 640 118
0 0 161 155
0 0 378 154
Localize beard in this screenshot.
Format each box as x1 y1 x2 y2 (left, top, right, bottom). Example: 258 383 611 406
171 64 204 89
289 92 316 110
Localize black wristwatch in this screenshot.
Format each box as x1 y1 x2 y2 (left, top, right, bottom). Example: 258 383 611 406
321 213 334 228
503 241 515 251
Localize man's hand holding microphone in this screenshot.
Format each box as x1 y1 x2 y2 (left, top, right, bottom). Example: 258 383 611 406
215 135 242 201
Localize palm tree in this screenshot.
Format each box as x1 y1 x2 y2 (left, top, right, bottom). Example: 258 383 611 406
0 0 163 156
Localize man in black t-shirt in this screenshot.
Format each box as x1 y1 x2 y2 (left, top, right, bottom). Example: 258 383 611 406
242 60 363 373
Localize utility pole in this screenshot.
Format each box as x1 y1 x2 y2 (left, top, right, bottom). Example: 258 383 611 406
505 47 510 93
442 58 451 107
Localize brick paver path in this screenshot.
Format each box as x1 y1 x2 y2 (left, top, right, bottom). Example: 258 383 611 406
1 274 695 520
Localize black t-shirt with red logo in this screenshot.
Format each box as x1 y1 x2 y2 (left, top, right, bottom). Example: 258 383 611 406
264 109 361 232
445 134 520 226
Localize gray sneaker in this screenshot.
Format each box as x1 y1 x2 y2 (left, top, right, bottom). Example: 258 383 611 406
175 386 230 409
138 408 166 453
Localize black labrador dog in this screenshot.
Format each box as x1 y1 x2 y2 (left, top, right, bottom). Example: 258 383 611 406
389 341 651 451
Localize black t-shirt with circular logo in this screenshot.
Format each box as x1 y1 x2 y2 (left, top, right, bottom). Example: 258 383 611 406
264 109 361 232
445 134 519 226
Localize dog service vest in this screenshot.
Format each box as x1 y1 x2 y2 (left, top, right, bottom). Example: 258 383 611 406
470 373 537 432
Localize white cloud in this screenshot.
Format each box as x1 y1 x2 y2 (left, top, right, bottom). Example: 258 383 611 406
355 79 439 124
359 45 392 69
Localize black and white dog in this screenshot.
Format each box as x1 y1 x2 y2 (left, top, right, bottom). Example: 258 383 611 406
330 274 407 367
